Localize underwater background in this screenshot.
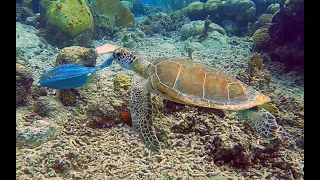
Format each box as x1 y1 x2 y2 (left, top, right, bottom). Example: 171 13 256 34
16 0 304 179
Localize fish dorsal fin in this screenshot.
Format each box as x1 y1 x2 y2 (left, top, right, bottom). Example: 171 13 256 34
96 44 119 54
258 102 280 117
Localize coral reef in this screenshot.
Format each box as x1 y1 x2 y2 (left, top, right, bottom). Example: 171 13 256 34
114 29 146 48
247 13 272 37
258 13 273 26
16 119 62 149
121 1 134 10
186 1 207 20
58 89 78 106
180 20 226 40
89 0 135 38
22 0 33 9
54 46 97 106
250 0 304 69
113 73 132 90
200 15 212 40
283 0 304 17
16 63 34 106
55 46 97 67
41 0 93 36
16 4 34 23
204 136 303 179
270 92 304 129
267 3 280 14
16 96 66 149
224 0 256 23
252 27 270 50
34 96 67 125
30 85 48 100
236 53 272 93
16 56 28 66
39 0 94 48
138 11 190 36
204 0 226 23
162 0 195 11
16 22 44 57
205 0 223 15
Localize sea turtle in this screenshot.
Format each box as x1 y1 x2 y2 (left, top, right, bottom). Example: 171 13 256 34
112 48 280 152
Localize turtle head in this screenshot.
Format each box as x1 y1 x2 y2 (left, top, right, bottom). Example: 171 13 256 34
113 48 136 70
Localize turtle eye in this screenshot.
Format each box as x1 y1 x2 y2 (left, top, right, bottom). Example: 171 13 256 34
116 52 121 57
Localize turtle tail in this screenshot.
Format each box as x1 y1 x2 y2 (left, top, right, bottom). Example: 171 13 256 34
129 76 161 153
238 107 280 140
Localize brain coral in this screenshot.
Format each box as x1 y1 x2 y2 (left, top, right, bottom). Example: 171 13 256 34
55 46 97 67
259 13 273 27
224 0 256 22
186 1 206 20
252 27 270 50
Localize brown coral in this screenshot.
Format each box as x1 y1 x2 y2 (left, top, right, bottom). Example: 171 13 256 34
55 46 97 67
270 92 304 129
237 53 272 93
16 63 33 106
259 14 273 27
252 27 271 50
58 89 78 106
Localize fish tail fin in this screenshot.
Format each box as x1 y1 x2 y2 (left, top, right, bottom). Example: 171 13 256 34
98 57 113 70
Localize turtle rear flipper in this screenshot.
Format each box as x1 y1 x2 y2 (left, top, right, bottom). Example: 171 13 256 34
130 76 160 152
238 107 280 140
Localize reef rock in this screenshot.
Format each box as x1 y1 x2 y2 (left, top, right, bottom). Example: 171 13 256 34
16 96 66 149
16 63 34 106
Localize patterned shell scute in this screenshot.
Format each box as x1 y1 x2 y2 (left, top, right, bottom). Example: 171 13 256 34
148 58 270 110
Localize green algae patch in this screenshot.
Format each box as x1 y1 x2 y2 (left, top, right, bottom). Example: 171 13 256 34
46 0 93 36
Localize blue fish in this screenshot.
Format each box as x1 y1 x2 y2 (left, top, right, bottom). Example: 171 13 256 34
38 56 114 89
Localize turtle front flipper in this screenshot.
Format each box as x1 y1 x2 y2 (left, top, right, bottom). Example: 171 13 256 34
238 107 280 140
130 76 160 153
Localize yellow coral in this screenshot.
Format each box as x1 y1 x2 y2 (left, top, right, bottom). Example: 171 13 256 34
113 74 132 89
58 90 77 106
46 0 93 36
